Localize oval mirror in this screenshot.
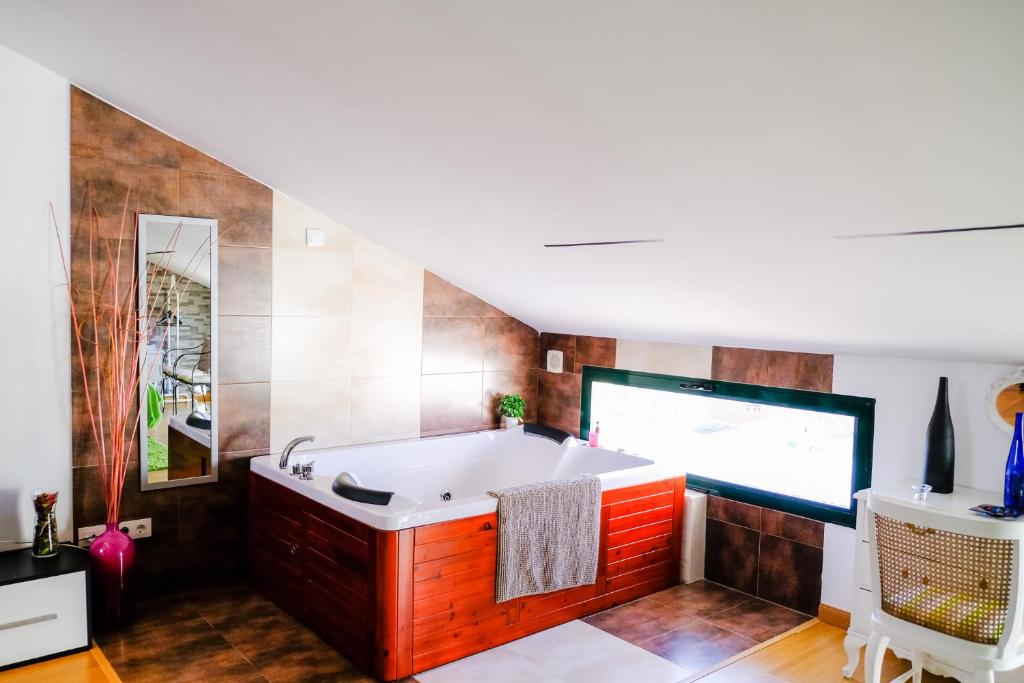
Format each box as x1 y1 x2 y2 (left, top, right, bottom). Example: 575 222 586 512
988 368 1024 435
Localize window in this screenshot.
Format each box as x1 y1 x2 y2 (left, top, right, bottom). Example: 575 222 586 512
580 367 874 527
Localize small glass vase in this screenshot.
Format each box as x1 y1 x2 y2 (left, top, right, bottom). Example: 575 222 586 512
89 523 136 629
1004 412 1024 512
31 491 59 558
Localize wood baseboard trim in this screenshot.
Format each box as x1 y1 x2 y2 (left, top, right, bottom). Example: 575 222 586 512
817 603 851 630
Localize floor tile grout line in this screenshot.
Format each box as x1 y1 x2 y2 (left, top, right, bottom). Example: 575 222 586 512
193 608 265 678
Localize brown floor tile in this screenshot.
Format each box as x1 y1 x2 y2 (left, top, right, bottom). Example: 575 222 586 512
705 597 811 642
98 599 260 682
646 580 751 618
582 597 694 644
639 619 757 672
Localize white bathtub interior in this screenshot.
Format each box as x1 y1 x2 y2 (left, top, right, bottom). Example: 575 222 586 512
250 426 684 530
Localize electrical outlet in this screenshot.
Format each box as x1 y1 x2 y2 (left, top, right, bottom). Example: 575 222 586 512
77 524 106 548
119 518 152 540
77 518 152 547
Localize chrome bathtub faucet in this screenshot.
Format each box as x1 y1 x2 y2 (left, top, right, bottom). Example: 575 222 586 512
279 435 316 470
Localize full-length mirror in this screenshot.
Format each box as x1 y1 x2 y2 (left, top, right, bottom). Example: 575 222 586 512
138 214 218 489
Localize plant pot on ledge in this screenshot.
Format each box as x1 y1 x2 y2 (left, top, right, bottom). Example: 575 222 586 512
499 393 526 430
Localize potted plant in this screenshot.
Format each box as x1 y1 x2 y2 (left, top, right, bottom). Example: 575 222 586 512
499 393 526 429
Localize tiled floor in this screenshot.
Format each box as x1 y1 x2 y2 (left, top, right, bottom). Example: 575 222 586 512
97 580 810 682
96 585 375 682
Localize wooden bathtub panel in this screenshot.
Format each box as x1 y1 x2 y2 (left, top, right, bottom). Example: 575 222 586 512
414 568 495 602
605 560 673 592
607 504 673 533
307 514 370 568
607 490 674 518
414 532 497 564
606 533 672 563
415 513 496 545
248 471 687 682
413 596 508 638
413 591 502 627
518 583 598 620
606 519 675 548
412 570 677 673
607 547 673 577
602 479 674 506
414 549 496 582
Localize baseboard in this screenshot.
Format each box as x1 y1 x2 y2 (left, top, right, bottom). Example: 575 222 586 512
817 603 850 630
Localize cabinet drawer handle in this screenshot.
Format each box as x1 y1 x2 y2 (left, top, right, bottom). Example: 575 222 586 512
0 613 58 632
483 522 493 531
289 543 299 555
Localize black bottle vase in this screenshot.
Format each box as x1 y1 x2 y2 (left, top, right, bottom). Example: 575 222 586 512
923 377 956 493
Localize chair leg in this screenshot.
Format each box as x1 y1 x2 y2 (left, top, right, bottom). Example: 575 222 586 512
973 671 995 683
865 630 889 683
910 649 922 683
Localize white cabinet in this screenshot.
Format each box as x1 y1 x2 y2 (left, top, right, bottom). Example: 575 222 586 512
0 549 90 670
844 487 1024 682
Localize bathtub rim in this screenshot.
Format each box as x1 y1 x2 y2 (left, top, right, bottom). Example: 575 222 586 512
249 427 686 531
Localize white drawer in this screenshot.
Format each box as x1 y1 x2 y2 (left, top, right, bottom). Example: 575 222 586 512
851 586 873 636
0 571 89 668
855 539 871 589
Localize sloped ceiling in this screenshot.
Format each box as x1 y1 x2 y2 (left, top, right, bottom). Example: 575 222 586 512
2 1 1022 362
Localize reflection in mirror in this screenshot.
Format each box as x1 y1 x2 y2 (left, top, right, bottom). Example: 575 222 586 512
996 384 1024 427
138 214 218 489
989 368 1024 435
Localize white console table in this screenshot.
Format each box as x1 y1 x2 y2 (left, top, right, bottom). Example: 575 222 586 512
0 548 91 671
843 484 1024 682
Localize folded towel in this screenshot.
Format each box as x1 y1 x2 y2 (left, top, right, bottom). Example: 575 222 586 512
489 474 601 603
146 383 164 429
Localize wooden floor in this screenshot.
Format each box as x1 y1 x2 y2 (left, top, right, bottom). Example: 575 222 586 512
0 647 118 683
692 619 953 683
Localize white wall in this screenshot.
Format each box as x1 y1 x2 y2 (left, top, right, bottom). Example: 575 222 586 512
0 44 70 552
822 353 1019 610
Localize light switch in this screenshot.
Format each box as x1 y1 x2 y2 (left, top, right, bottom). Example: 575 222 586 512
306 227 325 247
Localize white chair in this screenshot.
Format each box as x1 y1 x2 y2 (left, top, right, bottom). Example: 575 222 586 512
865 491 1024 683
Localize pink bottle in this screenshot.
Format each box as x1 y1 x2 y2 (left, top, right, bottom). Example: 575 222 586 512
588 421 600 448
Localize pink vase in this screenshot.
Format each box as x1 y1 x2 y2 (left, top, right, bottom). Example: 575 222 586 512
89 523 135 629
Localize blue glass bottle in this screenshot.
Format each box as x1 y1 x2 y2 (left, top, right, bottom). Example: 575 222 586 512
1003 412 1024 512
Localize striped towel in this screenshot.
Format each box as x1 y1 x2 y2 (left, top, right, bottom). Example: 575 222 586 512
489 474 601 603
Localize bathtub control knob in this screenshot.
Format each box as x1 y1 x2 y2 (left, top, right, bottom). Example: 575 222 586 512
440 490 452 502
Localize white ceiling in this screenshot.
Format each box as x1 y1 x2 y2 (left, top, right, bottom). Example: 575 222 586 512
2 1 1022 363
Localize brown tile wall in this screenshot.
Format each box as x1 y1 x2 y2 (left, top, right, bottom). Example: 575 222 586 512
69 89 547 598
711 347 833 392
705 497 824 615
70 86 272 596
535 333 618 436
421 273 540 435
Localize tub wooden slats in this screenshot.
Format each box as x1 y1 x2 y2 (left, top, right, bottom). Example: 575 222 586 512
249 470 686 682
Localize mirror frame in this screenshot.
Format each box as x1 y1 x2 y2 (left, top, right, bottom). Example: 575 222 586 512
137 213 219 490
987 367 1024 436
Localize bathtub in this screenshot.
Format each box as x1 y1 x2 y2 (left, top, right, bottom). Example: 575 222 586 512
249 425 682 530
248 426 687 681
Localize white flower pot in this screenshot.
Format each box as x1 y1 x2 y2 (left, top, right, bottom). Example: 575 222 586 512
501 415 520 429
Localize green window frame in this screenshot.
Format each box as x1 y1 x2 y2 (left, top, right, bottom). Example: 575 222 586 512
580 366 875 527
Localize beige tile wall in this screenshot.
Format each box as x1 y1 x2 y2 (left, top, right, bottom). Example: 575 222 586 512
614 339 714 377
270 191 424 450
